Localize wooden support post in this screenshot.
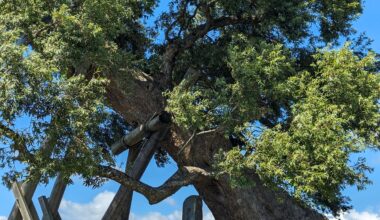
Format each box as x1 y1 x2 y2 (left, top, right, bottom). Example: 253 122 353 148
102 129 168 220
102 146 139 220
11 182 39 220
111 111 171 155
9 181 41 220
182 195 203 220
38 196 55 220
9 140 51 220
37 173 65 220
48 173 66 217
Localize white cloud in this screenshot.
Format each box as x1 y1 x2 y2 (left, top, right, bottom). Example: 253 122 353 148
59 191 115 220
163 197 177 207
329 210 380 220
130 210 215 220
59 191 215 220
130 211 182 220
0 216 7 220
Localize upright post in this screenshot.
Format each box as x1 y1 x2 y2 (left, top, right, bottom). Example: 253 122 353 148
38 196 54 220
182 195 203 220
46 173 66 219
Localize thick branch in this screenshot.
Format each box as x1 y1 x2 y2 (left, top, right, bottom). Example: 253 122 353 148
106 74 164 125
98 165 210 204
177 67 201 90
162 13 259 87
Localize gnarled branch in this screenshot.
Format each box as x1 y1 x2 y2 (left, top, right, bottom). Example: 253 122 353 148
162 11 259 87
98 165 210 204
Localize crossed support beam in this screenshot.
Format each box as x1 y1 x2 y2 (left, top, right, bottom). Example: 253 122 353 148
10 173 66 220
103 111 171 220
11 182 39 220
9 136 66 220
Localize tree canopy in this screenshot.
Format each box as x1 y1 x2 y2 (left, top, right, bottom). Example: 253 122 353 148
0 0 379 217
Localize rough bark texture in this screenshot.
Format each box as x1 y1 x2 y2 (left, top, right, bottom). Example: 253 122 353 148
104 75 327 220
195 175 324 220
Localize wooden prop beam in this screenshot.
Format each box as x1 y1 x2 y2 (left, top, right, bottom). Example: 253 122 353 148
102 128 169 220
48 173 66 215
9 140 51 220
11 182 39 220
9 179 42 220
38 196 55 220
101 146 139 220
111 111 171 155
39 173 65 220
183 195 203 220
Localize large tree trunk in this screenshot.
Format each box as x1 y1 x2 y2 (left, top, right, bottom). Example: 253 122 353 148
105 75 326 220
170 130 326 220
194 175 325 220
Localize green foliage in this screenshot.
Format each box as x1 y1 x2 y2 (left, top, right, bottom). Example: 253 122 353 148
167 37 379 213
213 148 255 187
0 0 153 74
0 36 113 183
161 0 362 43
0 0 149 184
218 45 379 214
166 88 213 131
166 35 294 132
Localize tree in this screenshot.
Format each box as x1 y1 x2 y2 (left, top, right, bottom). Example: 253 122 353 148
0 0 379 219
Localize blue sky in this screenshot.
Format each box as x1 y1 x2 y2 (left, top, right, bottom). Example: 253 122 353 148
1 1 380 220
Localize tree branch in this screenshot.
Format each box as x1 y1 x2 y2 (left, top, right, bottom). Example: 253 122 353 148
161 11 259 88
0 123 33 160
98 165 210 204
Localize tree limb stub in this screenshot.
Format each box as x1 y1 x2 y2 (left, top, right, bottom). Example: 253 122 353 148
111 111 171 155
99 165 210 204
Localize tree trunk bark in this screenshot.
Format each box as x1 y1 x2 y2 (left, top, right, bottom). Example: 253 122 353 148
171 131 326 220
194 174 325 220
